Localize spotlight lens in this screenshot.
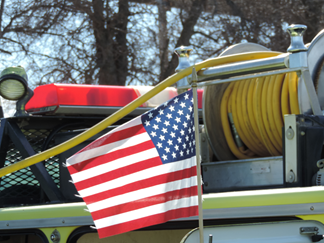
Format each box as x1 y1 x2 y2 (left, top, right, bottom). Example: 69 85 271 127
0 79 26 100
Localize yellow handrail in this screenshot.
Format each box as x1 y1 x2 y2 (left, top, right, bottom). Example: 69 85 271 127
0 51 280 177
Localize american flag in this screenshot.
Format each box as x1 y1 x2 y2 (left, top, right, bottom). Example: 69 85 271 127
66 89 199 238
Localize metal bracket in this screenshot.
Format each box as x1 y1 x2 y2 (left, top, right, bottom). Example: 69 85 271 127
284 115 298 183
300 69 322 116
288 52 308 68
300 227 319 235
200 126 210 163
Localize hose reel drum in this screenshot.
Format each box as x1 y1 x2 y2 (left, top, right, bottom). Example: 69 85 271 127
202 28 324 161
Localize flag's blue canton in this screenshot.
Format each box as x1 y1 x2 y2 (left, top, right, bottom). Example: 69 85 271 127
141 90 195 164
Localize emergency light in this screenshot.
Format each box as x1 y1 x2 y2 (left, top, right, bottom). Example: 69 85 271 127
25 84 203 116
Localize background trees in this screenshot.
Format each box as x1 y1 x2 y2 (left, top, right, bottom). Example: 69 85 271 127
0 0 323 87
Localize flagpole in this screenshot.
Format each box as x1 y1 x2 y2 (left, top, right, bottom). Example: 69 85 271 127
191 66 204 243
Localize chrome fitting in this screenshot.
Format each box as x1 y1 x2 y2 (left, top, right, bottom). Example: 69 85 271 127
175 46 192 72
175 46 193 93
287 25 308 68
287 24 308 53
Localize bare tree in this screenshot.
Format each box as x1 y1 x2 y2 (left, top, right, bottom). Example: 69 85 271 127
156 0 169 81
217 0 324 52
0 0 131 86
0 0 322 86
159 0 208 81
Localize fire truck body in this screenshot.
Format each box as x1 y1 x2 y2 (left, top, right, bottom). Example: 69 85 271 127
1 24 324 242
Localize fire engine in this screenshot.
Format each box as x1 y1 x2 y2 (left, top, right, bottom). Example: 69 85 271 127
1 24 324 243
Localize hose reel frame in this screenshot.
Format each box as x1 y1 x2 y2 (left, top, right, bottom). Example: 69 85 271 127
203 43 271 161
203 32 324 161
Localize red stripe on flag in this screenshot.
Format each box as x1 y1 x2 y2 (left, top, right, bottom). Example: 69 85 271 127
74 153 161 191
91 186 198 220
97 206 199 239
68 140 156 175
82 166 197 205
74 124 145 155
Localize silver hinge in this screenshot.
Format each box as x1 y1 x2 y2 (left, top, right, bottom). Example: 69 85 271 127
300 227 319 235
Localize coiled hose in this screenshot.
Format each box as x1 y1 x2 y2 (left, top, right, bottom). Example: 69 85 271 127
221 72 300 159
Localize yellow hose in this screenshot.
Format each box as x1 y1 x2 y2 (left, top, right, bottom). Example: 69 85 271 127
221 71 300 159
273 74 285 140
0 51 282 177
289 72 300 114
247 79 269 156
281 74 291 117
267 76 282 148
241 80 264 154
262 76 281 153
221 82 250 159
232 81 256 154
255 77 279 156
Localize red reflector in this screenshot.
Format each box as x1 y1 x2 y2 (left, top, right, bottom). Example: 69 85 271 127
197 89 203 109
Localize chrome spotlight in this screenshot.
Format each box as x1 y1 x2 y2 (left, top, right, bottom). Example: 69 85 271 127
0 66 33 116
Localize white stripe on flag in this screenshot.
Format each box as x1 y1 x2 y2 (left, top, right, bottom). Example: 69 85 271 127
71 147 159 183
78 157 196 198
67 130 150 166
87 175 198 212
107 115 142 132
94 196 199 229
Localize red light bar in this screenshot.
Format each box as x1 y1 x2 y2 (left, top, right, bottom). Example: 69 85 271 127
25 84 203 116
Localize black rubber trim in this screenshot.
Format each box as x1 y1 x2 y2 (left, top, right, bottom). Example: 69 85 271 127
0 228 49 243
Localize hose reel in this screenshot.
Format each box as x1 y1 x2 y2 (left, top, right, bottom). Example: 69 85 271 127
202 28 324 161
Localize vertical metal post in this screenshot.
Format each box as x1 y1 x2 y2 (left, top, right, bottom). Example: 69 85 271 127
300 69 322 115
6 120 64 202
0 119 9 187
284 114 298 183
191 66 204 243
286 24 322 116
